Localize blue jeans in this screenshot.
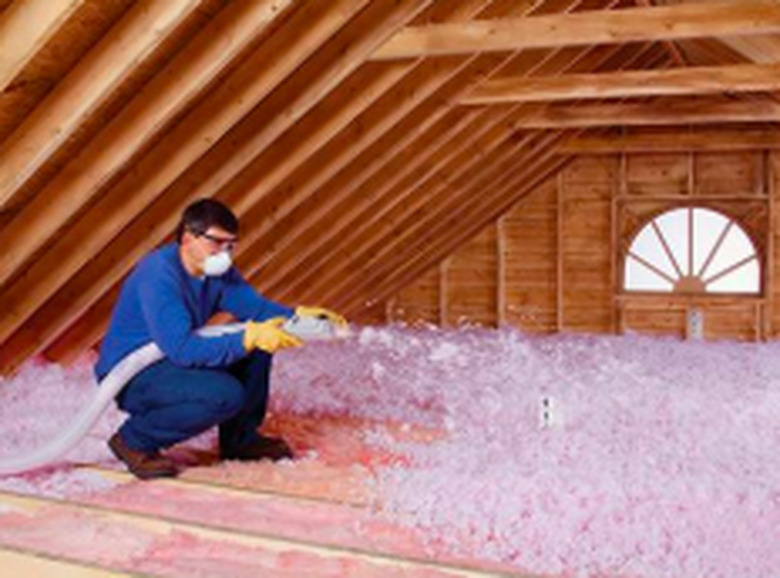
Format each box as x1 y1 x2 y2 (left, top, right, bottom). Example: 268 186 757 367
116 351 273 454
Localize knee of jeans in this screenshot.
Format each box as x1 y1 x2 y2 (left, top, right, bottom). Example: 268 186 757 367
209 379 245 417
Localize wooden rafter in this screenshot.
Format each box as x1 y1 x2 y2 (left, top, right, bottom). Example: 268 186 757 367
461 62 780 105
28 0 504 368
0 0 205 210
0 0 84 93
372 1 780 60
229 0 589 295
514 98 780 129
9 0 780 369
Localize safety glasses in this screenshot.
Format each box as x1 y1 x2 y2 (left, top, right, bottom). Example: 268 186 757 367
196 231 238 252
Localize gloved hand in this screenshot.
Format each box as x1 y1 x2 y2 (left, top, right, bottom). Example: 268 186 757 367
295 305 348 330
243 317 302 353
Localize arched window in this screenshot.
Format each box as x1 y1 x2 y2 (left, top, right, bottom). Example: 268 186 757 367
624 207 760 294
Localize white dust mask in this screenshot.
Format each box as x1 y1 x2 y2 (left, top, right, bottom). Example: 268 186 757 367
202 251 232 277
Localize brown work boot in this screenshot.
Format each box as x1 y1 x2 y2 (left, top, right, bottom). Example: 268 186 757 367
221 434 294 462
108 433 178 480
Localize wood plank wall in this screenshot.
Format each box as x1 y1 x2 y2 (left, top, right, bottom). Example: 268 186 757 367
388 148 778 342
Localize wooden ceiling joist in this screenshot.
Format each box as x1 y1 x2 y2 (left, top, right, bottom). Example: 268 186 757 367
560 128 780 154
0 0 84 93
462 62 780 104
515 98 780 129
371 1 780 60
0 0 205 211
0 0 433 373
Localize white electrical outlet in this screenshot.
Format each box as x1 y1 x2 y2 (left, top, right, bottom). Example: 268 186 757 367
539 395 563 429
687 308 704 341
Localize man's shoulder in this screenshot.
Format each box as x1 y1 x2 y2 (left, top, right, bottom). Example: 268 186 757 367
134 243 181 279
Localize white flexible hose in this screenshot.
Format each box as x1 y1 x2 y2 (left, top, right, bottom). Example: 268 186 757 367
0 317 347 476
0 342 165 476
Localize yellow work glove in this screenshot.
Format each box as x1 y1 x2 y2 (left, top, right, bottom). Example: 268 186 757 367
243 317 302 353
295 305 348 330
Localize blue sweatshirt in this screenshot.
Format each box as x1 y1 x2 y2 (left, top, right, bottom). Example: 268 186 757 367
95 243 293 380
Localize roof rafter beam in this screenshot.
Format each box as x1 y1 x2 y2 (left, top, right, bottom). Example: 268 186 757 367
0 0 207 210
371 1 780 60
0 0 84 93
514 98 780 129
462 62 780 105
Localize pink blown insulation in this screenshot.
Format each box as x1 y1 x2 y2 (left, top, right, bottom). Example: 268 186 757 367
0 325 778 578
273 327 780 578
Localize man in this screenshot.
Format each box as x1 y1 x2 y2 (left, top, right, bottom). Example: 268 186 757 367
95 199 345 480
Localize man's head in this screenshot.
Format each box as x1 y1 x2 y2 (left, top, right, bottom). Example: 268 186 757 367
177 199 239 277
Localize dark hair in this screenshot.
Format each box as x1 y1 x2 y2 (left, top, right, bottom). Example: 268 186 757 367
176 198 239 243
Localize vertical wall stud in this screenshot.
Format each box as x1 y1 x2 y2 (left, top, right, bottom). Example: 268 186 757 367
439 257 450 328
497 217 507 327
556 170 565 333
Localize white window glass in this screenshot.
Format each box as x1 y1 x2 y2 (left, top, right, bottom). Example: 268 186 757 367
625 207 760 295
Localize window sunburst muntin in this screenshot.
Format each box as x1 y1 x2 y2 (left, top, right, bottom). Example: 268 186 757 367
624 208 760 295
